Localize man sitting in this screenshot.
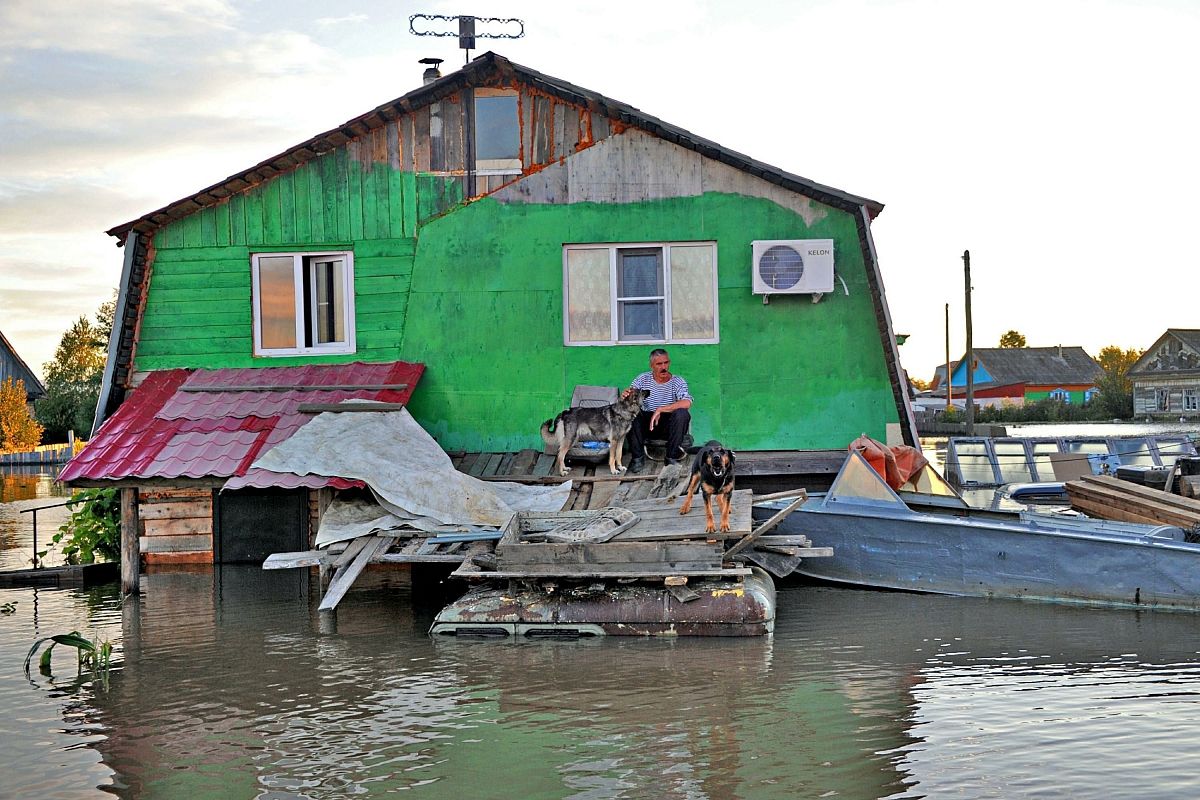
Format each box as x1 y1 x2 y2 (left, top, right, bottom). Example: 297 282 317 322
624 348 692 473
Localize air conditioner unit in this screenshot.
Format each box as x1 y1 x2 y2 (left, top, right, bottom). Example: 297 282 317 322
751 239 835 295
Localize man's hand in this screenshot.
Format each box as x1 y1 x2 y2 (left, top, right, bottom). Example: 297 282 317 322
649 409 662 430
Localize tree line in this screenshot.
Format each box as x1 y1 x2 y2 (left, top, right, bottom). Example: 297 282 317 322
0 295 113 452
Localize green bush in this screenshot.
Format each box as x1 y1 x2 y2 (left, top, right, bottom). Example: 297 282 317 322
47 488 120 565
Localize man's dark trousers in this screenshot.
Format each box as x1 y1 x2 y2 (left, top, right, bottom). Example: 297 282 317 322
628 408 691 463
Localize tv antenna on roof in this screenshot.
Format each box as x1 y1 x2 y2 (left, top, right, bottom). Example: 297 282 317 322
409 13 525 64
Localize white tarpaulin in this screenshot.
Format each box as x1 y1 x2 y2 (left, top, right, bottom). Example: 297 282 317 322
249 405 571 544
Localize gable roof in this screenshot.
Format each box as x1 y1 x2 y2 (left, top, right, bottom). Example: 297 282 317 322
0 329 46 399
61 361 423 487
1129 328 1200 376
967 347 1102 386
1171 329 1200 350
106 52 883 246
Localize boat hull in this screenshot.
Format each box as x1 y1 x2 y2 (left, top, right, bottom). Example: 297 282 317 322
773 506 1200 611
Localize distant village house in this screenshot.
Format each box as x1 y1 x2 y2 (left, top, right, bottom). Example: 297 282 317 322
1129 329 1200 419
943 346 1101 409
0 329 46 410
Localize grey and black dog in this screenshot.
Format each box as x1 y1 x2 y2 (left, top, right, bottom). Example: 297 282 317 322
540 388 649 476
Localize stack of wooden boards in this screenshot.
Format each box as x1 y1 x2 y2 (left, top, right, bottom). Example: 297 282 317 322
451 489 828 585
1065 474 1200 535
265 488 832 612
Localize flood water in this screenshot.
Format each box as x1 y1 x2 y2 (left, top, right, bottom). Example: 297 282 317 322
4 569 1200 798
0 466 70 571
6 439 1200 798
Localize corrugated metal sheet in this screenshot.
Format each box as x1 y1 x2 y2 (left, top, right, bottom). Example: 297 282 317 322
59 361 424 488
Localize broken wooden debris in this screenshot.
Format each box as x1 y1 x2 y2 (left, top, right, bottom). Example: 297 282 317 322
319 536 391 611
726 493 807 557
513 507 639 544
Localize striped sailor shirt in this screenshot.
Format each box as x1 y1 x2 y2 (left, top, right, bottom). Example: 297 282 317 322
630 372 692 412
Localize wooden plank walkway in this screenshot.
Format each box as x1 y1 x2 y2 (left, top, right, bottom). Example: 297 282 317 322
273 449 838 609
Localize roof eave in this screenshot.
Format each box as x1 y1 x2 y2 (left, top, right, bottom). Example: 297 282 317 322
106 52 884 245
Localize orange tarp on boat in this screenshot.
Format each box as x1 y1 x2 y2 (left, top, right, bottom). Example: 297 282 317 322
849 434 929 490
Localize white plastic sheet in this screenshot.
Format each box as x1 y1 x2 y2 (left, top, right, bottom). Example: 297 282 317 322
249 405 571 545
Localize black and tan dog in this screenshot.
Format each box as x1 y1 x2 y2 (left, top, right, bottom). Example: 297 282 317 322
678 440 736 533
540 388 649 477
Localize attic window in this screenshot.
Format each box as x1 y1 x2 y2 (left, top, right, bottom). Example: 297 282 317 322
252 252 356 357
475 89 520 174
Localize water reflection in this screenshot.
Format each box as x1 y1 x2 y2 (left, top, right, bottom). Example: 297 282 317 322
0 466 71 570
77 568 910 799
7 571 1200 798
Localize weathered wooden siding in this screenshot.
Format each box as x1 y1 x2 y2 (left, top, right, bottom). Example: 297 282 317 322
1133 377 1200 416
138 487 213 565
139 85 616 373
0 334 44 399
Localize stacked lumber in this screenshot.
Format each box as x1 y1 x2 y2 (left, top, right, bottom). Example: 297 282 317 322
469 493 760 580
1179 475 1200 500
452 488 826 584
1066 475 1200 531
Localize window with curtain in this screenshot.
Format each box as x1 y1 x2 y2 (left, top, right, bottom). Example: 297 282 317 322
563 242 717 346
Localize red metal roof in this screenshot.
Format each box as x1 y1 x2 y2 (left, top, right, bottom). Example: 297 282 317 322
59 361 424 488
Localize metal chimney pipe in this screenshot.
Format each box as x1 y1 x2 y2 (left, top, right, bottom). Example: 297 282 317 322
419 57 443 85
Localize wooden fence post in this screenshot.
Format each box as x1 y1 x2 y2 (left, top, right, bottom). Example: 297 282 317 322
121 488 140 596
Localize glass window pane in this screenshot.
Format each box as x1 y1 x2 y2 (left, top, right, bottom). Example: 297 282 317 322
312 258 345 344
669 244 715 340
1063 440 1108 457
994 441 1034 483
258 256 297 350
618 250 662 298
1031 441 1060 481
619 300 663 340
828 452 905 506
475 94 519 162
1156 438 1191 467
1113 438 1154 467
566 249 612 342
951 441 997 485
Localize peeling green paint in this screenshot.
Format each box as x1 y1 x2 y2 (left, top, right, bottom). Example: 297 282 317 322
138 154 897 452
401 192 897 452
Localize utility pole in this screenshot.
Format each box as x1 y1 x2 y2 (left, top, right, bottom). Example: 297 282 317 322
963 250 974 435
944 303 952 412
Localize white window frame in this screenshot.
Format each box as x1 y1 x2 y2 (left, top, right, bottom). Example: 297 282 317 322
562 241 719 347
251 251 356 357
1184 389 1199 412
1049 388 1071 403
1156 388 1171 411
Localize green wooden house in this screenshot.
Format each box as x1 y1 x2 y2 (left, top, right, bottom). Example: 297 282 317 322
98 52 915 455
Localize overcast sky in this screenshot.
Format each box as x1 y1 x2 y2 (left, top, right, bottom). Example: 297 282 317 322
2 0 1197 384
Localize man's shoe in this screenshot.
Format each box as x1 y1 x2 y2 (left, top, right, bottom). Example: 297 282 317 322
664 457 681 467
628 456 646 473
